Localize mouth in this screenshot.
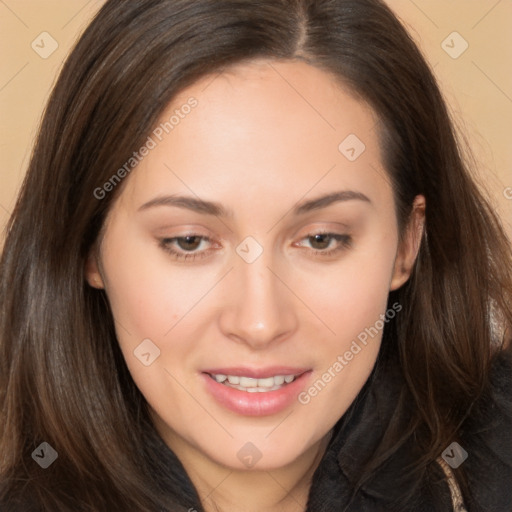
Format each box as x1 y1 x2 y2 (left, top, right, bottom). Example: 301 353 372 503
206 372 300 392
201 367 312 416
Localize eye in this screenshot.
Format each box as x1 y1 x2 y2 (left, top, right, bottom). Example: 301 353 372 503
159 235 215 261
295 232 352 257
158 232 352 262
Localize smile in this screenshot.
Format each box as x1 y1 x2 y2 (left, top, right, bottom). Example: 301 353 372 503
201 367 312 416
208 373 297 392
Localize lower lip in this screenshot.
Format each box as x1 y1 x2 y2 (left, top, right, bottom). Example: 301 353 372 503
201 372 311 416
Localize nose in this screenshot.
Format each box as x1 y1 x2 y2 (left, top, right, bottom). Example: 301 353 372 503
218 251 298 349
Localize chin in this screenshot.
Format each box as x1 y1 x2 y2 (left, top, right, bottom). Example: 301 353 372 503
200 431 319 472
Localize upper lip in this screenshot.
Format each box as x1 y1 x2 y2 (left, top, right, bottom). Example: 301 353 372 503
203 367 310 379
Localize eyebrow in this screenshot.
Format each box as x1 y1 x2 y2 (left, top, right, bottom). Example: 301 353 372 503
138 190 371 217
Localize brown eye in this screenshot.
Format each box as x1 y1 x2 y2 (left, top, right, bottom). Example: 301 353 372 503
176 236 202 251
294 232 352 257
159 234 216 262
309 234 332 250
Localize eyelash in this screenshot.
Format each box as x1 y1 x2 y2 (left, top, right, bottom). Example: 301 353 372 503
159 232 352 261
295 232 353 258
159 235 215 261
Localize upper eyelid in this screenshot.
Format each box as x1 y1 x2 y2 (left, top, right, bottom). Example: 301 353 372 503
161 235 214 247
293 233 351 248
157 222 352 239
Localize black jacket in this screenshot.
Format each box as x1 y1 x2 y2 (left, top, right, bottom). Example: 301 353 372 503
304 348 512 511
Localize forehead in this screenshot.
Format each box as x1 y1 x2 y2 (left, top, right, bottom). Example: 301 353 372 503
170 58 378 161
116 59 391 216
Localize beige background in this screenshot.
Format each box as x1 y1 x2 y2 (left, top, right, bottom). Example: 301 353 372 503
1 0 511 246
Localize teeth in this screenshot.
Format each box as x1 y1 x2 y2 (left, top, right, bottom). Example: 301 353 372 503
239 376 257 387
210 373 298 392
274 375 285 385
258 377 275 387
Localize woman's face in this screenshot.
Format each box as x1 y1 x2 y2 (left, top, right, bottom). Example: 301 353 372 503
87 59 423 471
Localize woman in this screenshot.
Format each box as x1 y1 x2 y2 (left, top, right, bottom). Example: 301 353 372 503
1 0 511 511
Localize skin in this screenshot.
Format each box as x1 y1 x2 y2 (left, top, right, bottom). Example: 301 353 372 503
86 59 425 512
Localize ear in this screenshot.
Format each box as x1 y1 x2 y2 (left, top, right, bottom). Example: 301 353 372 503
85 248 105 289
390 195 426 291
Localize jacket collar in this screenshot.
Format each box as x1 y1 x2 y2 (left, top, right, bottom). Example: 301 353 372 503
314 351 440 505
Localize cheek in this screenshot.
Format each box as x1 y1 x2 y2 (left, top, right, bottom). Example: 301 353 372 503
100 246 208 419
293 233 397 414
100 232 218 340
99 234 223 404
302 235 397 338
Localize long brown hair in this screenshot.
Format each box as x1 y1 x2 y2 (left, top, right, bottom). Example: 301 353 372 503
1 0 511 510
